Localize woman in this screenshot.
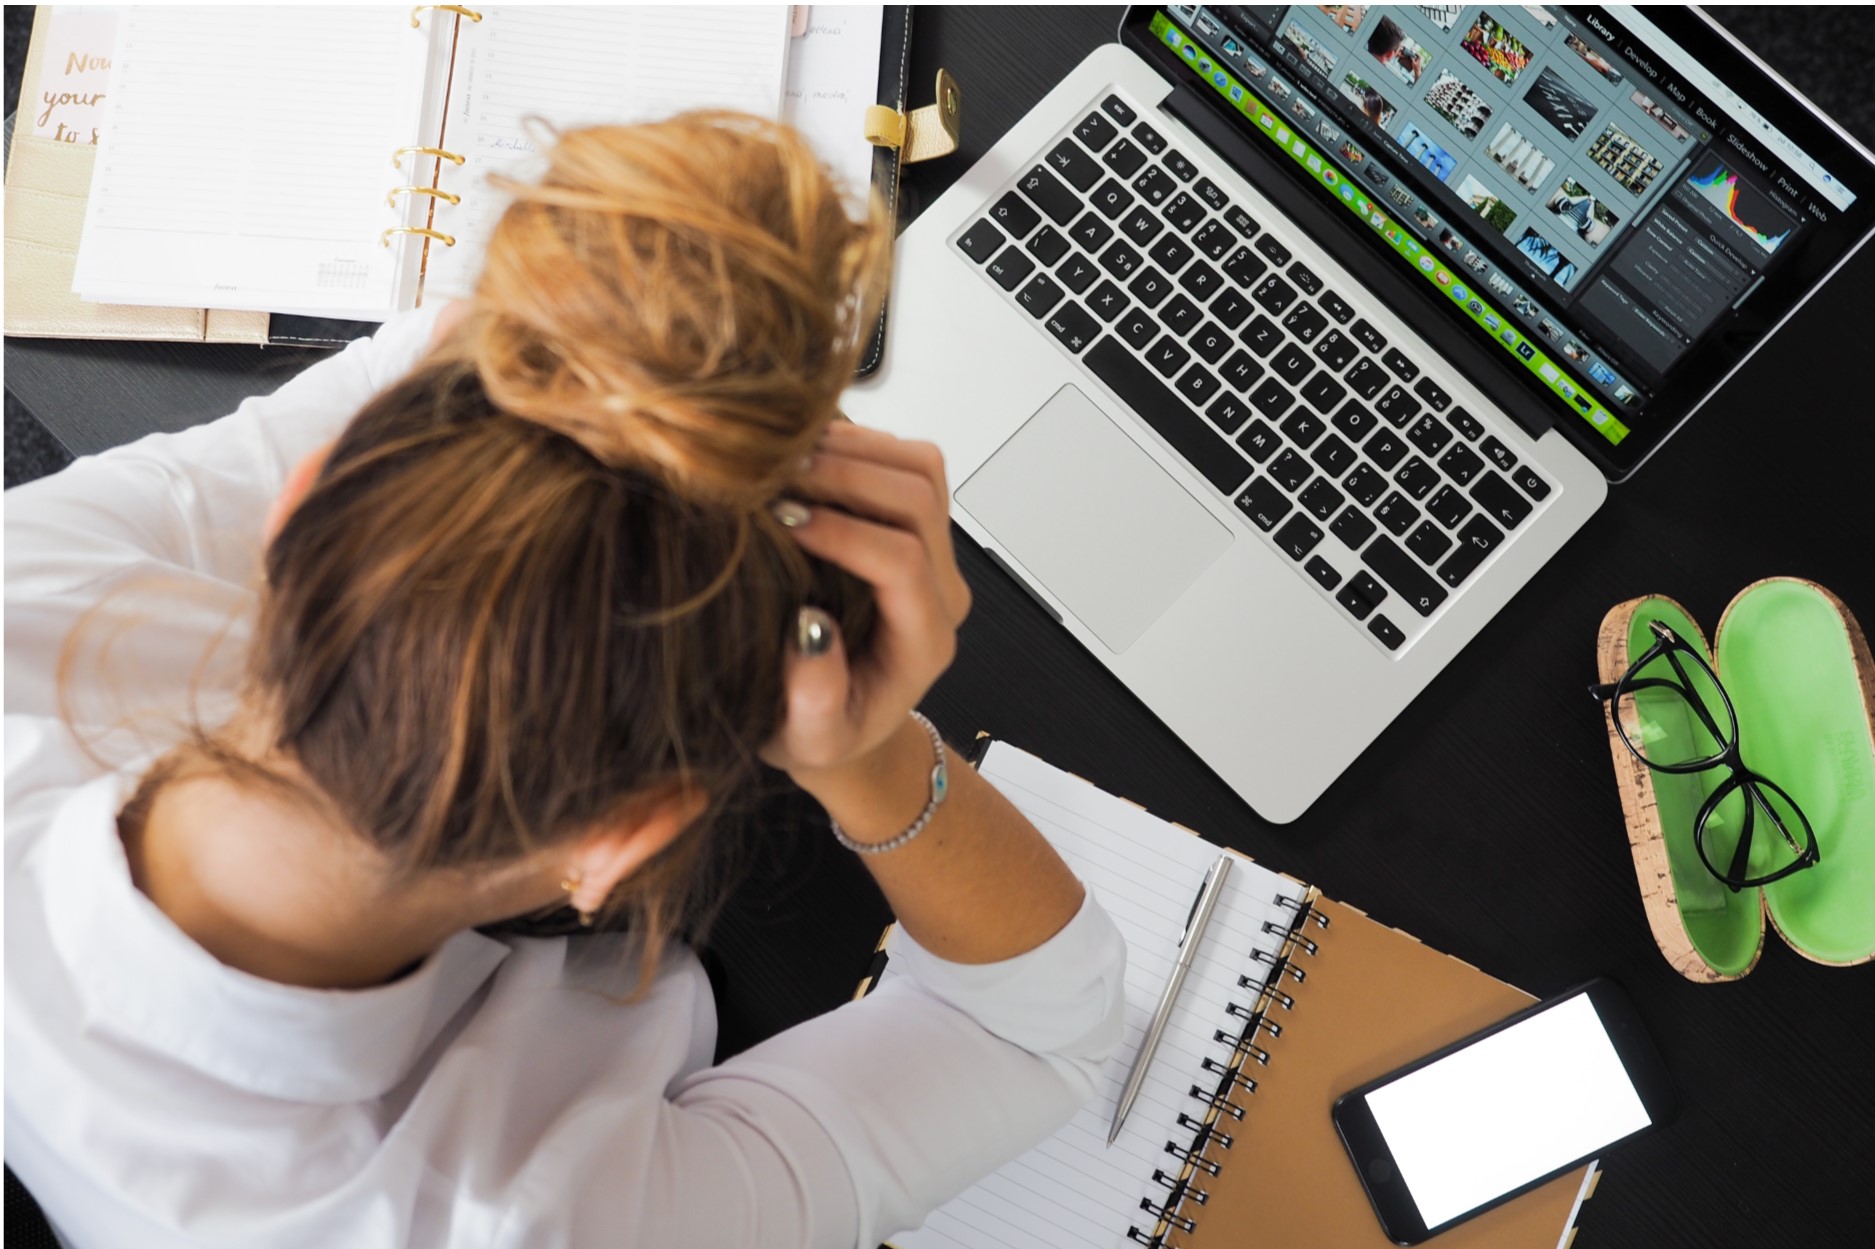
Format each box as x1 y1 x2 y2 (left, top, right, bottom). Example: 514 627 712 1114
4 115 1127 1248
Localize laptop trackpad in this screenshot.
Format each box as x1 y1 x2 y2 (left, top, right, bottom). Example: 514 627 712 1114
956 385 1232 653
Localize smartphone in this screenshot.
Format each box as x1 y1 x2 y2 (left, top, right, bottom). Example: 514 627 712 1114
1332 979 1675 1245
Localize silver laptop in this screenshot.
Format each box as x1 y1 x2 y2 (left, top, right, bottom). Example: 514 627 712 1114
846 5 1875 822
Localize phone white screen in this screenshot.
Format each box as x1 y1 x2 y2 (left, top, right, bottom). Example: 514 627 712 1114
1364 995 1651 1228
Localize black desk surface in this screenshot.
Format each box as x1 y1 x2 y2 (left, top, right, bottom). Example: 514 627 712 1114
7 9 1872 1248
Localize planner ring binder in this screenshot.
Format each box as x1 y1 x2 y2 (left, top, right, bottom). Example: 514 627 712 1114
410 5 481 28
387 186 461 207
382 226 455 248
393 146 466 169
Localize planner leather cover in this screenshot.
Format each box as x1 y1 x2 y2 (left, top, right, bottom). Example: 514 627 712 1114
1172 896 1593 1249
856 4 914 377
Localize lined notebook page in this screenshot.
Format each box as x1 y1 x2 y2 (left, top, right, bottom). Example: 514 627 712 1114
886 743 1306 1249
72 7 437 317
422 6 791 300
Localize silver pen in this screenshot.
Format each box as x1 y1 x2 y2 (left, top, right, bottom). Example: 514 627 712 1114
1107 852 1234 1146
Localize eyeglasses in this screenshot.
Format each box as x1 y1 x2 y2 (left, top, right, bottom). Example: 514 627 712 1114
1592 620 1819 892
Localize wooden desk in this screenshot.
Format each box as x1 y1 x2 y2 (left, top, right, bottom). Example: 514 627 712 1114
7 10 1870 1249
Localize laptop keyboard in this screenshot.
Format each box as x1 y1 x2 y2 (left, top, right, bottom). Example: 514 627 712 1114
951 92 1555 655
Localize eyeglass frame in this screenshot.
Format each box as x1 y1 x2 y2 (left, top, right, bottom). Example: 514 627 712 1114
1591 619 1820 892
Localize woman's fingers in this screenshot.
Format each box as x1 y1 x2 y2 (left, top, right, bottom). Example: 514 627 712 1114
760 610 858 772
812 424 970 626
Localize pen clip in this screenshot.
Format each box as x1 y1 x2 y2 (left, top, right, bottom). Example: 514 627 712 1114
1181 862 1217 944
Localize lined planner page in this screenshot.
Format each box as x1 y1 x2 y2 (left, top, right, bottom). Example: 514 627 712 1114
72 7 437 317
422 6 791 300
885 743 1306 1249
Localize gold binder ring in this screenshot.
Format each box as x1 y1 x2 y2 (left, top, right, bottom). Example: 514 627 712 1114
410 5 482 28
387 185 462 208
392 146 465 168
381 226 457 248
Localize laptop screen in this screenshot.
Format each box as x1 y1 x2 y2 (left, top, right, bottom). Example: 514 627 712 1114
1131 6 1875 475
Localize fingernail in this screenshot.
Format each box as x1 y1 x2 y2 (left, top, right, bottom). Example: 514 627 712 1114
795 606 835 657
773 499 811 528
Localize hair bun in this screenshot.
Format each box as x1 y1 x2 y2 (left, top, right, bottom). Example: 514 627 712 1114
460 113 890 507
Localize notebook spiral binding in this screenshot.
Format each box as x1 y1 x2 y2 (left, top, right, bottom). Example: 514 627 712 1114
1125 887 1327 1248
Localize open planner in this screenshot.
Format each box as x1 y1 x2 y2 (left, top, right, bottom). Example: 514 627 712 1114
876 742 1600 1249
70 6 797 319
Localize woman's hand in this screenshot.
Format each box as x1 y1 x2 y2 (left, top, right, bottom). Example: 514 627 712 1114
762 421 970 789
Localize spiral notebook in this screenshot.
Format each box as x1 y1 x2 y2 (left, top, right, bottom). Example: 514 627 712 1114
872 741 1599 1249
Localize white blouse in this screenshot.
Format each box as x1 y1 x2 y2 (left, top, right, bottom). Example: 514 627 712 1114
2 307 1129 1249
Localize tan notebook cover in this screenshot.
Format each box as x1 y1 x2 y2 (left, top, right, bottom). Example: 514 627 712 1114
1167 895 1594 1249
4 7 267 344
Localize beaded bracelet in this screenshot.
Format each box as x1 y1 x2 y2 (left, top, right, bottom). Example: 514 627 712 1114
829 711 950 855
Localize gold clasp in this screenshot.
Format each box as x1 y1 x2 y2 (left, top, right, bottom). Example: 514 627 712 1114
863 68 962 165
387 185 462 207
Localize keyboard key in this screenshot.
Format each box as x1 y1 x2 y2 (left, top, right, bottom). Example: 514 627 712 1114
1374 385 1421 428
1363 536 1447 617
989 191 1041 238
1100 238 1144 279
1161 294 1201 336
1132 121 1167 153
1223 246 1268 289
958 219 1006 263
1194 177 1229 211
1225 205 1260 237
1280 409 1325 448
1365 430 1408 471
1332 400 1377 444
1019 166 1080 224
1076 111 1119 151
1235 476 1292 531
1319 289 1355 324
1250 378 1296 419
1086 339 1250 494
1175 364 1221 406
1300 477 1344 521
1046 138 1104 192
1374 491 1420 536
1425 484 1472 529
1057 252 1100 294
1149 234 1194 273
1190 322 1232 364
1437 442 1484 486
1406 520 1453 565
1336 571 1387 620
1394 456 1440 500
1164 191 1205 232
1351 318 1387 354
1274 514 1324 560
1271 343 1314 387
1438 516 1504 587
1102 94 1137 126
1102 137 1146 178
1268 448 1313 492
1145 334 1190 377
1219 349 1264 392
1301 372 1347 414
1179 261 1223 301
1413 376 1451 412
1255 234 1292 267
1368 614 1405 650
1121 206 1165 245
1346 358 1389 400
1312 329 1359 372
1087 279 1130 321
1343 463 1387 506
1091 178 1136 219
1116 308 1158 349
1133 166 1177 205
1305 556 1343 591
1311 433 1357 477
1016 272 1065 317
1237 419 1281 462
1253 275 1298 315
1471 471 1533 529
1129 267 1173 308
1282 302 1328 345
1192 220 1235 261
1210 289 1253 329
1207 392 1253 434
1480 435 1518 472
1406 414 1453 458
1070 212 1115 253
1381 348 1420 382
1163 149 1199 182
1448 407 1484 440
1241 315 1282 357
1288 262 1322 295
1513 465 1551 500
1044 302 1100 353
1331 506 1378 549
1025 225 1070 266
986 246 1036 290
